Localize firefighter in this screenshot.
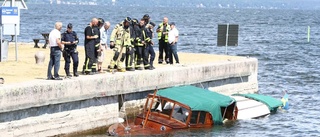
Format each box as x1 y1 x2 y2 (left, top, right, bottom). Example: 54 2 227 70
135 19 147 70
109 17 132 73
126 18 139 71
142 14 151 25
144 22 156 70
61 23 79 77
156 17 170 64
83 18 99 75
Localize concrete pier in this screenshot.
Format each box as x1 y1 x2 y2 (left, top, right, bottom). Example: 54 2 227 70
0 53 258 136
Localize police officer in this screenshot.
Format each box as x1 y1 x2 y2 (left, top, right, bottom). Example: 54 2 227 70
109 17 132 73
61 23 79 77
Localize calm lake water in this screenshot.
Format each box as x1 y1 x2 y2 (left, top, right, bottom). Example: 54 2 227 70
14 3 320 137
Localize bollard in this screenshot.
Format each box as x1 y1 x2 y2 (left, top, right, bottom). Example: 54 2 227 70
0 77 4 84
34 51 45 64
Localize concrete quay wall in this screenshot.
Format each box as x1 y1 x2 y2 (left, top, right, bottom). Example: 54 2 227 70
0 57 258 136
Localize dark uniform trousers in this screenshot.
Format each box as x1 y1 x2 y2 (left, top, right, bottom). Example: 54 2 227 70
158 39 169 63
135 46 144 68
144 44 155 68
63 45 79 75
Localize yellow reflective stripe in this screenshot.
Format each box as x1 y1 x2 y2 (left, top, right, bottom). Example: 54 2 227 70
143 30 146 38
85 58 91 71
157 23 170 41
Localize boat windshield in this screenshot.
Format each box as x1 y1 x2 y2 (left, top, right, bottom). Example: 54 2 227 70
146 97 189 123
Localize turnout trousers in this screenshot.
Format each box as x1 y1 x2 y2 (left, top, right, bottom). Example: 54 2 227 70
158 39 169 63
125 45 135 70
110 44 126 71
84 41 97 73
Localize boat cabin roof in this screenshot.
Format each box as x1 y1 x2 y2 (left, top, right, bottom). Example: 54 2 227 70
157 85 235 124
233 93 283 112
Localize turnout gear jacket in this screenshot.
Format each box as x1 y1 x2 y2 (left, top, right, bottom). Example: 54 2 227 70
110 22 131 46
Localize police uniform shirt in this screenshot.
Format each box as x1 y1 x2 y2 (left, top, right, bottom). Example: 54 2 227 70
61 31 78 45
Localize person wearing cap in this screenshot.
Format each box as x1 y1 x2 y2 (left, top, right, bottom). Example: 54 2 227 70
61 23 79 77
142 14 151 25
144 22 156 70
126 18 139 71
108 17 132 73
83 18 99 75
47 22 63 80
98 21 111 73
133 19 148 70
168 22 180 65
156 17 170 64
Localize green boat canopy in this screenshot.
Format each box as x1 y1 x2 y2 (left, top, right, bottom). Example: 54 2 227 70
233 93 283 112
157 85 235 125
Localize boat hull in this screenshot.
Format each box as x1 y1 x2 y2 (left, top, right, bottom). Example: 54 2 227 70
233 96 270 119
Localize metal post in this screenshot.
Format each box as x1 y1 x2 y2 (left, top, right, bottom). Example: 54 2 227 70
0 24 2 62
225 23 229 55
11 0 16 7
0 24 2 43
15 23 18 61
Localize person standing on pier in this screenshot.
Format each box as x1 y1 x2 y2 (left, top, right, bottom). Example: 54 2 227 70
126 18 139 71
61 23 79 77
156 17 170 64
47 22 63 80
144 22 156 70
142 14 151 25
135 19 147 70
168 22 180 65
98 21 111 73
108 17 132 73
83 18 99 75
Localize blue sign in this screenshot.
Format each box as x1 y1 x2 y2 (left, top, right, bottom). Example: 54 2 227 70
1 7 18 16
